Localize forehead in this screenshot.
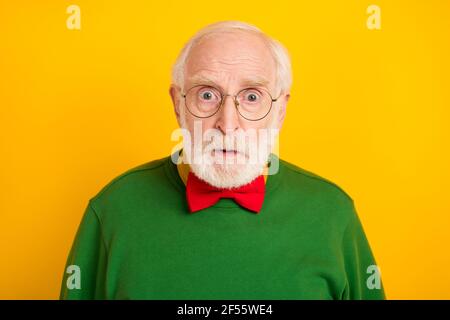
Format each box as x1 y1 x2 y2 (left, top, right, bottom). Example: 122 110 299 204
184 31 276 89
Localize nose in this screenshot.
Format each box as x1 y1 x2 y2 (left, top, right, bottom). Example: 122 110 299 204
215 95 240 135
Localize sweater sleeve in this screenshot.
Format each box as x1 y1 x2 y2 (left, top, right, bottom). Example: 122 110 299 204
59 200 108 300
340 201 386 300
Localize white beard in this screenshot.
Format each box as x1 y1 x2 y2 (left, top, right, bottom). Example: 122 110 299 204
179 111 279 189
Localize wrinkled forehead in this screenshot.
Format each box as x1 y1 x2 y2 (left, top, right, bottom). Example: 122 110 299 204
184 30 277 91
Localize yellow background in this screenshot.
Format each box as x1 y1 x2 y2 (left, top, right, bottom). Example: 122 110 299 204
1 0 449 299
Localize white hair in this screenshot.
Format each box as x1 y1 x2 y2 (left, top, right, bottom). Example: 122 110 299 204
171 20 293 94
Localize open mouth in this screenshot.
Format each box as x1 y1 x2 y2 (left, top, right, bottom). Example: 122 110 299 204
212 149 239 156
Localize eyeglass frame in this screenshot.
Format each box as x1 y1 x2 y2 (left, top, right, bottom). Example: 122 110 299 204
180 84 282 121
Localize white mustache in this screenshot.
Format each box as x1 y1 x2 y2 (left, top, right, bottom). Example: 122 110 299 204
203 136 249 156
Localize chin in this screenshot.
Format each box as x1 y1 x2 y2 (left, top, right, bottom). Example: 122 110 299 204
183 138 274 189
190 161 264 189
212 162 244 177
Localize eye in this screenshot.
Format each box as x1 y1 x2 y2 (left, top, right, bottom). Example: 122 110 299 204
243 90 261 103
197 88 219 102
201 91 213 100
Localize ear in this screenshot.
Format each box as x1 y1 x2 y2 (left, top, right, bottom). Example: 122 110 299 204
169 85 182 124
277 92 290 130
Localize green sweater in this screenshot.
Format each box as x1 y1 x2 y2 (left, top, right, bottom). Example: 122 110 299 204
60 152 385 299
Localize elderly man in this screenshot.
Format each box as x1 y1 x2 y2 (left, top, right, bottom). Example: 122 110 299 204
60 21 385 300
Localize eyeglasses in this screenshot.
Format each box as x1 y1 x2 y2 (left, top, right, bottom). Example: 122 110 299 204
181 85 281 121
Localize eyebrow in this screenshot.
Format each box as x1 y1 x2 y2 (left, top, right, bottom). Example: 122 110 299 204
240 76 270 88
187 74 271 91
188 76 223 90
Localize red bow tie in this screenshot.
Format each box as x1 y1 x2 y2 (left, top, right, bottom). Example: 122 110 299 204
186 171 265 213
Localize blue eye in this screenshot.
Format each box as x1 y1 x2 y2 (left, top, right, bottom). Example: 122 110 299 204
247 93 258 101
244 91 260 102
202 92 213 100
